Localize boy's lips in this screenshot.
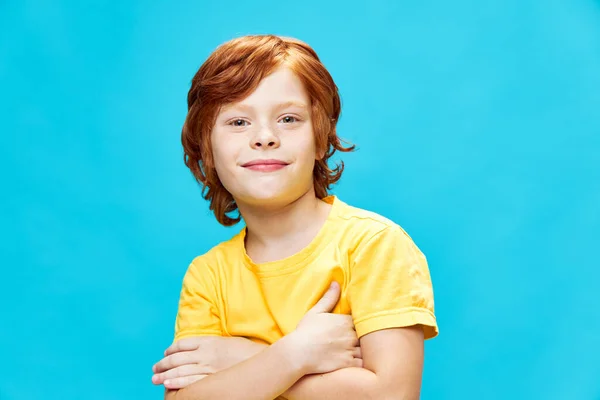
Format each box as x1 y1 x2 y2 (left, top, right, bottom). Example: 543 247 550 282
241 159 289 172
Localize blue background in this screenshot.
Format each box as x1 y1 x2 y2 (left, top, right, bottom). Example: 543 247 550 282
1 0 599 399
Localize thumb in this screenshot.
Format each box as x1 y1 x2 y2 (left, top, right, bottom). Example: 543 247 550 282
307 282 340 315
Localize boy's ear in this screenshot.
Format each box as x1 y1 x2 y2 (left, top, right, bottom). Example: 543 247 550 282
316 146 326 161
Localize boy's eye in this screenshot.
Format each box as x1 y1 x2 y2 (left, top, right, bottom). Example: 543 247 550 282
281 116 298 123
229 119 249 127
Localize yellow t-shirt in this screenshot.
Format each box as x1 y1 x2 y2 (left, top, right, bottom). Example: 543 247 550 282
174 196 438 343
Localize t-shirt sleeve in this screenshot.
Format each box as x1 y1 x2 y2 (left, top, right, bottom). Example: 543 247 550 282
348 225 438 339
173 258 223 341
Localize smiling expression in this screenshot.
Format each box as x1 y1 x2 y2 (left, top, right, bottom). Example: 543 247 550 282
210 67 319 207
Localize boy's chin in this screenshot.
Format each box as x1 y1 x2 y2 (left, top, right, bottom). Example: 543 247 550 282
238 190 302 208
244 192 289 204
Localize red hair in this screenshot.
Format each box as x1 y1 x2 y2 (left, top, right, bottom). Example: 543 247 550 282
182 34 355 226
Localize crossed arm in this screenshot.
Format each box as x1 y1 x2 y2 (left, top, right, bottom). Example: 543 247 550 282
284 326 425 400
161 326 425 400
159 227 435 399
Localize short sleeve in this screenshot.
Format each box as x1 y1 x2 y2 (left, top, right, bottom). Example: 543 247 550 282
348 226 438 339
174 258 223 341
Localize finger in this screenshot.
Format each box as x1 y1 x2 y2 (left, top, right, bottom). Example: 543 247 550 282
165 337 201 357
353 358 363 368
345 331 359 348
164 375 207 389
152 364 205 385
331 314 357 334
153 351 195 373
340 315 356 330
353 346 362 359
306 282 340 315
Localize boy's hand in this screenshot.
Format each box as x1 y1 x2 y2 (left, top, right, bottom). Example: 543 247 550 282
152 282 361 388
287 281 362 375
152 336 263 389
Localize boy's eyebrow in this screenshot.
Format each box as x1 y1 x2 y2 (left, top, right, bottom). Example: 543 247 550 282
223 101 309 113
273 101 309 110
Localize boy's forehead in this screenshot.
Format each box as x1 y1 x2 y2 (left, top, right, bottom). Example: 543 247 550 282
220 100 309 113
218 67 310 114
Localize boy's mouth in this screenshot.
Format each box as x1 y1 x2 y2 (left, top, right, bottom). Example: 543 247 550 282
241 159 289 172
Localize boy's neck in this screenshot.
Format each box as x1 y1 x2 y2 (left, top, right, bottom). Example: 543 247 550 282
238 188 332 264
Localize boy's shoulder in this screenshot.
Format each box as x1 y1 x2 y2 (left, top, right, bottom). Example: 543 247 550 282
187 229 244 272
333 197 415 243
336 199 396 226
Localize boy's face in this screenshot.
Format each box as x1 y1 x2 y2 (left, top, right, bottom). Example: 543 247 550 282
210 67 318 208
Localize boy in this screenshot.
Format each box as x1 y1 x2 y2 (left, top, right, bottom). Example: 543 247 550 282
152 34 438 400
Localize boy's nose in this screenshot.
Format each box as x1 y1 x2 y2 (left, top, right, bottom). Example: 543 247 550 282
251 129 280 149
253 139 278 148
